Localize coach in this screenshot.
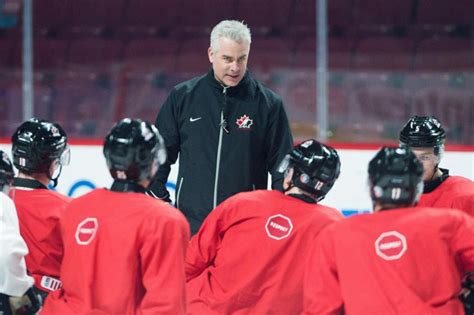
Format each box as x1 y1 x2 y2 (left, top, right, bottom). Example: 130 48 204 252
150 20 293 234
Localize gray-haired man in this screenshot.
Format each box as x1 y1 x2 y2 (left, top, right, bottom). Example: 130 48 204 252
150 20 293 234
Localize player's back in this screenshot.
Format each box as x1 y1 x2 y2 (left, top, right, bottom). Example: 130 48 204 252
187 189 342 314
418 176 474 216
315 207 474 315
43 188 189 315
11 184 70 290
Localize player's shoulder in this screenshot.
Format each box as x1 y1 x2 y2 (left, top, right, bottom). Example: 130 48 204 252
390 206 471 229
143 198 187 223
44 189 72 204
225 190 285 211
442 176 474 192
173 73 207 93
233 189 275 202
312 204 344 221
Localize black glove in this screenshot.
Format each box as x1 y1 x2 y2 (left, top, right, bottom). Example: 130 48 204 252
147 187 172 204
460 272 474 315
15 287 42 315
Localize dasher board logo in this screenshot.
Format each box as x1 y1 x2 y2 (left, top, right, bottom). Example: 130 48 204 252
236 115 253 129
375 231 407 261
75 217 99 245
265 214 293 240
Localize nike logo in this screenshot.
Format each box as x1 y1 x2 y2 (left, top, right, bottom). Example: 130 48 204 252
189 117 202 122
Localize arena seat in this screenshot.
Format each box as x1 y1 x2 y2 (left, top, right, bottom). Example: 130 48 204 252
414 37 474 71
175 37 210 75
416 0 474 25
352 0 413 26
235 0 291 35
69 0 125 29
68 38 122 66
123 38 180 72
249 37 293 72
354 37 414 70
293 37 353 69
124 0 181 32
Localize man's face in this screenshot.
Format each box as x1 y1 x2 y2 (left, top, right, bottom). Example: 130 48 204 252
410 147 438 182
208 37 250 87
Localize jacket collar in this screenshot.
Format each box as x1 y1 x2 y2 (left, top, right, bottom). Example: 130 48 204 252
206 69 251 95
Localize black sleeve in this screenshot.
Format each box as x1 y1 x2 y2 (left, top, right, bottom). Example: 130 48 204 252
149 90 180 201
265 97 294 191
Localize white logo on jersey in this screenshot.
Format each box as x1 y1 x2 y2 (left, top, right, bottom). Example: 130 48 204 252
375 231 407 261
265 214 293 240
75 217 99 245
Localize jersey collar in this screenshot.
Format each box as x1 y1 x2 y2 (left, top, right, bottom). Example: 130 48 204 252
13 177 48 189
424 168 449 193
110 180 147 194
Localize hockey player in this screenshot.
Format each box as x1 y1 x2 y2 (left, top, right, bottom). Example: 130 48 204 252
302 147 474 315
0 150 42 315
41 118 190 315
186 139 343 314
10 118 71 298
399 115 474 216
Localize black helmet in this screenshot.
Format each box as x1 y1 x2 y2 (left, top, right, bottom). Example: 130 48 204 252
0 150 14 190
280 139 341 201
368 146 423 206
399 116 446 151
12 118 69 174
103 118 166 182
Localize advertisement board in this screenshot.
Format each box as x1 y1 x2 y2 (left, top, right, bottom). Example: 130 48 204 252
1 142 472 215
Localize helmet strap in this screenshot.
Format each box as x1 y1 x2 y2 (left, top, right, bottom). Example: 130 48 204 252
48 164 62 188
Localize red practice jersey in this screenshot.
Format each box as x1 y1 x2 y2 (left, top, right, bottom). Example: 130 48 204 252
41 188 190 315
418 176 474 216
11 186 71 292
186 190 342 315
303 207 474 315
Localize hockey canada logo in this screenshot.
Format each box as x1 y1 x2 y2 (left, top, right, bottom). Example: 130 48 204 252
265 214 293 240
236 115 253 129
375 231 407 261
75 217 99 245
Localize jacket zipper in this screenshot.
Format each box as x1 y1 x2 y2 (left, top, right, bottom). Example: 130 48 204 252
176 177 184 208
213 86 228 208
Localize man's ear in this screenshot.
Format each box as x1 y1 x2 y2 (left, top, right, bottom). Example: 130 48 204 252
208 47 214 64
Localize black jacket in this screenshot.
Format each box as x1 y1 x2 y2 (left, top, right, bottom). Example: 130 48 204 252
150 69 293 234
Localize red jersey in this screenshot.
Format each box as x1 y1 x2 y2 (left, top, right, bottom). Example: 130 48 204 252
11 180 71 292
417 176 474 217
186 190 342 315
41 188 190 315
303 207 474 315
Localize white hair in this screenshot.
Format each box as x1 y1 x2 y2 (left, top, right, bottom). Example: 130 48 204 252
210 20 251 53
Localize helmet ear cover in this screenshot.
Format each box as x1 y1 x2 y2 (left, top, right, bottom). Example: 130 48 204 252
103 118 166 182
